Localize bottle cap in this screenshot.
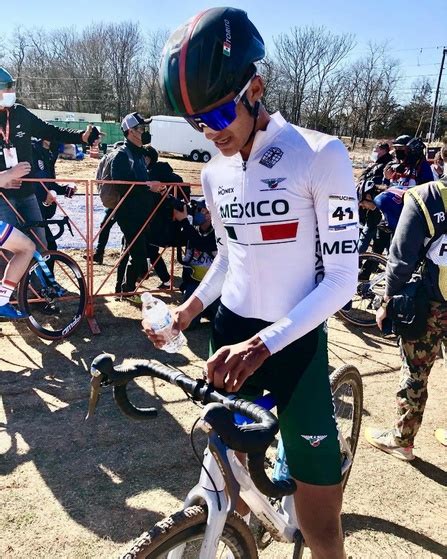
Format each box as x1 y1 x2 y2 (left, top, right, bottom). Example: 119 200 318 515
140 292 155 305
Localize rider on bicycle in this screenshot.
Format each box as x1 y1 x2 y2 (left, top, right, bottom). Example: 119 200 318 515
145 8 358 557
0 163 35 319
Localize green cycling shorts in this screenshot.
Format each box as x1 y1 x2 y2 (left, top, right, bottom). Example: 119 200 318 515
210 304 342 486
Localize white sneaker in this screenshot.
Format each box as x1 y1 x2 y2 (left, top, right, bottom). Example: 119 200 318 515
365 427 415 461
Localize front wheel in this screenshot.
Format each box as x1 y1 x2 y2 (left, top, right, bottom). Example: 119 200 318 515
120 505 258 559
330 365 363 488
18 251 86 340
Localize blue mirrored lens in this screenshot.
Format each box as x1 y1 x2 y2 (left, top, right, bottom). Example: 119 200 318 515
199 101 237 131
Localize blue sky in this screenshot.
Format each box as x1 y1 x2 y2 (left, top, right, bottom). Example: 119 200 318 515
2 0 446 100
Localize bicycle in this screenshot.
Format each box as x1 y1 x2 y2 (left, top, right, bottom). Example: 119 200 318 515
87 354 363 558
4 216 87 340
338 252 387 327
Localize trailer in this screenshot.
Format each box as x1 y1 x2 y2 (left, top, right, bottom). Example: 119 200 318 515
149 115 219 162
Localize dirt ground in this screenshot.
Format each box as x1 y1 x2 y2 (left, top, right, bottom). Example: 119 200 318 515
0 150 446 559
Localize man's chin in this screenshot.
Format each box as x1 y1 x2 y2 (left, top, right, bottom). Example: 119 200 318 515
216 144 240 157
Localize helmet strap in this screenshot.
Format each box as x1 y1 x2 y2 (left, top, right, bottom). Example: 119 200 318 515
241 98 260 148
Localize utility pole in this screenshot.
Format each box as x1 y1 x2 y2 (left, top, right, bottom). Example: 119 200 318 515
428 47 446 143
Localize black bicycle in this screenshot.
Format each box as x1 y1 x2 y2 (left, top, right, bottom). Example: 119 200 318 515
13 216 87 340
338 252 387 327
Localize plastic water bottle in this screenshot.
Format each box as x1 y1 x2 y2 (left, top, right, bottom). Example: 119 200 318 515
141 292 186 353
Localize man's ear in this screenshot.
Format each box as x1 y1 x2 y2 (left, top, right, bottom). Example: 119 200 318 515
247 75 264 103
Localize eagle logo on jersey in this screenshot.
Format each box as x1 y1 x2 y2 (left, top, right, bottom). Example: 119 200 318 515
260 177 286 189
301 435 327 447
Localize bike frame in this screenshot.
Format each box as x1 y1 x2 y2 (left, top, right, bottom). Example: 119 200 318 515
167 410 353 559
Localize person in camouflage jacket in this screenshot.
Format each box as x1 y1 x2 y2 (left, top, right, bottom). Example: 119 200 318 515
366 178 447 460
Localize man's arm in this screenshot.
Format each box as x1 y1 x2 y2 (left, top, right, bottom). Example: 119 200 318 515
385 193 426 298
258 138 359 355
19 105 85 144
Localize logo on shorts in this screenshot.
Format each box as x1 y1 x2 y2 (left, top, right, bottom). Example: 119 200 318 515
301 435 327 447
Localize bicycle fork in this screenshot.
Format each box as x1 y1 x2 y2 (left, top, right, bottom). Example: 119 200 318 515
30 251 66 297
167 432 236 559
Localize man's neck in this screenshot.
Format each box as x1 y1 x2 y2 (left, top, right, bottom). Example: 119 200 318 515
239 107 271 161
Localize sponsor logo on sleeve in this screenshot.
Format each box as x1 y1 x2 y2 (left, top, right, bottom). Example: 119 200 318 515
259 147 284 168
322 239 359 255
328 195 358 232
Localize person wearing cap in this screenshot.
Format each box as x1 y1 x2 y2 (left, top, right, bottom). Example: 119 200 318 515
144 8 359 557
111 112 170 294
173 198 219 329
373 136 434 235
0 67 98 248
357 141 393 253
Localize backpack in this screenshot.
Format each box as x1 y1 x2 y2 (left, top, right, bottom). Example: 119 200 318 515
96 146 134 209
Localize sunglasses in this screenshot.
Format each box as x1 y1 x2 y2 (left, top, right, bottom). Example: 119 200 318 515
184 78 253 133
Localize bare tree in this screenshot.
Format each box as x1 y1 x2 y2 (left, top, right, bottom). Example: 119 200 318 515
105 22 143 120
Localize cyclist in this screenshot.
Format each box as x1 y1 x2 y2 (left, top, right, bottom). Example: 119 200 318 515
0 162 35 319
144 8 358 557
0 67 98 248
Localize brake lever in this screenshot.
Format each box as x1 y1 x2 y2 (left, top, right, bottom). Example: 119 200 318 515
85 372 103 421
66 218 74 237
85 353 115 420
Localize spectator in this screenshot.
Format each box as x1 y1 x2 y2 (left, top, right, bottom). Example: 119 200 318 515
173 198 219 328
31 138 77 250
0 67 97 249
142 144 158 171
366 177 447 459
373 136 434 238
93 141 124 264
0 162 35 319
430 150 444 180
357 141 393 253
111 112 170 295
146 153 191 249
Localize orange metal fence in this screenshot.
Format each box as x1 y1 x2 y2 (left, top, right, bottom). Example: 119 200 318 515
0 177 202 334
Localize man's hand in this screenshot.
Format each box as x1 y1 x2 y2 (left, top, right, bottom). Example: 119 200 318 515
141 296 203 349
10 161 31 179
0 162 31 189
81 124 104 146
173 206 188 221
44 189 57 206
207 336 271 393
147 181 168 194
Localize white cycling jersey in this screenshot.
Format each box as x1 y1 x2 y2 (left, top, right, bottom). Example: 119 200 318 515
194 112 359 354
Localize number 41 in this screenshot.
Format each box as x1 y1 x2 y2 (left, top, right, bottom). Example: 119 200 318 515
332 206 353 221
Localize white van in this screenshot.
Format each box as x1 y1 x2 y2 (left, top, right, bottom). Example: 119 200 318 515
149 115 219 163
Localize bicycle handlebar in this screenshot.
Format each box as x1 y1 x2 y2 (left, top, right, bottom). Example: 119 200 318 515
19 216 74 240
87 354 296 499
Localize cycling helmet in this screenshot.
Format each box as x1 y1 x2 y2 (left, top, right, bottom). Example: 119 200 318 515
159 8 265 115
392 135 412 147
0 68 15 90
406 137 425 159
